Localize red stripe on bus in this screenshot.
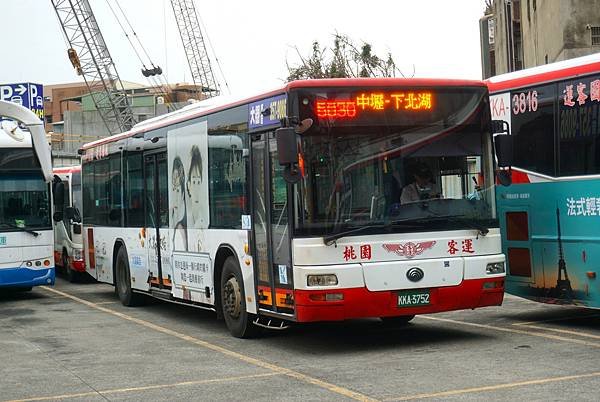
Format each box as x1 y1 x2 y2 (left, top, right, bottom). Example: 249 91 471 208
294 278 504 322
488 61 600 93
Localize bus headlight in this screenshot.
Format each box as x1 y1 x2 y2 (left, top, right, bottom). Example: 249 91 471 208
486 262 505 274
307 274 338 287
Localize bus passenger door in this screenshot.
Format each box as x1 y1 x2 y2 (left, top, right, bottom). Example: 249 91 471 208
251 132 294 316
144 152 172 290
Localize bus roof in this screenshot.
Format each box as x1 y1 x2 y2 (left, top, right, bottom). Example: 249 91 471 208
81 77 486 151
487 52 600 93
53 165 81 174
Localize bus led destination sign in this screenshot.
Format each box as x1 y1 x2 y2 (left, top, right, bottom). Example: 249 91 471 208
315 91 433 118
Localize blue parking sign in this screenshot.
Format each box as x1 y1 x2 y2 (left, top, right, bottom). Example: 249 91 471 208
0 82 44 120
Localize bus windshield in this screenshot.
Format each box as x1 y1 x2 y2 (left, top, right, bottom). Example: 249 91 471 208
0 149 51 230
292 86 497 237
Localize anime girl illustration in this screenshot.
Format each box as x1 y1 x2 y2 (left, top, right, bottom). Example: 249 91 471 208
186 145 203 225
186 145 206 251
171 156 188 251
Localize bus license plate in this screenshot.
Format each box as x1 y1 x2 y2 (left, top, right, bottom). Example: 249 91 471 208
397 290 430 307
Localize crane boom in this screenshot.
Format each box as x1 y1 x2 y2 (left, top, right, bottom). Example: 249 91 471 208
51 0 135 134
170 0 220 98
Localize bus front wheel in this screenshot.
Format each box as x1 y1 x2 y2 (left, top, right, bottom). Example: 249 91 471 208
115 246 144 307
220 256 259 338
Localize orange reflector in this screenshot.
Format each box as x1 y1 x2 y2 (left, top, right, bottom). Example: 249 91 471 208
483 280 503 289
309 293 326 301
587 271 597 279
309 293 343 302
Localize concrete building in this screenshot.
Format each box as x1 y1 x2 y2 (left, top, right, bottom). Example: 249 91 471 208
480 0 600 78
44 82 204 167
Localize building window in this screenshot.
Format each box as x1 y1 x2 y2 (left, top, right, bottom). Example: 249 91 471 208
592 26 600 46
45 115 53 124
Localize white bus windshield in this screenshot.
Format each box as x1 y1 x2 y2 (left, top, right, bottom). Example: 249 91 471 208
0 149 50 230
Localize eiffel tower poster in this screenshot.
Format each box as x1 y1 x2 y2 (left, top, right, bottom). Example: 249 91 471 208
549 207 573 299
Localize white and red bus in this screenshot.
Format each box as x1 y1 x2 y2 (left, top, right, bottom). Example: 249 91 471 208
52 165 85 282
81 78 506 337
488 53 600 307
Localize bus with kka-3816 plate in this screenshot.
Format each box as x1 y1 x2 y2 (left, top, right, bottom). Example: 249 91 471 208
80 78 509 337
488 52 600 308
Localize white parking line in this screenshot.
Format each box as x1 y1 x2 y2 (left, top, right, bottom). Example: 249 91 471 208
419 315 600 348
40 287 377 402
385 371 600 401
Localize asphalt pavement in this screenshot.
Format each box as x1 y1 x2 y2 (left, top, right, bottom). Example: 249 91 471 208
1 276 599 401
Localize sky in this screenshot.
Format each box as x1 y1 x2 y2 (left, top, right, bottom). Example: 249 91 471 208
1 0 489 96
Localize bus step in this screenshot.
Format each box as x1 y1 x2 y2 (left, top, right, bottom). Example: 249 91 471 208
252 316 291 331
150 289 172 301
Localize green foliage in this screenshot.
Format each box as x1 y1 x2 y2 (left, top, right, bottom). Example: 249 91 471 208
287 34 401 81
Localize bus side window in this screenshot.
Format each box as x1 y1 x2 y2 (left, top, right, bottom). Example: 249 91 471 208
126 154 145 227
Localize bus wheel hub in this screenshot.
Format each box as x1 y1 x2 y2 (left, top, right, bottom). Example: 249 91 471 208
224 277 242 319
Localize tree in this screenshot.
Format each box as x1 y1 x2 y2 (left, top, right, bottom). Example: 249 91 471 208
286 34 407 81
484 0 493 14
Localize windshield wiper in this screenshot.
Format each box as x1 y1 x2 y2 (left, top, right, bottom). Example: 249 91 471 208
400 214 489 237
0 222 40 237
323 223 383 246
322 213 490 246
322 219 423 246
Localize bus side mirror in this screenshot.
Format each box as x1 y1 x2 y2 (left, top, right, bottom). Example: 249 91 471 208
276 127 301 183
53 181 65 209
494 134 513 168
491 119 513 186
73 223 82 234
53 211 64 222
65 206 81 223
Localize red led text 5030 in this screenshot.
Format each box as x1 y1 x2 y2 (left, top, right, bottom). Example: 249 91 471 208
315 92 433 118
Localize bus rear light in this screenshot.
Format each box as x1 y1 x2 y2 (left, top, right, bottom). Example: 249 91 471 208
307 274 338 287
35 260 42 267
587 271 596 279
486 262 505 274
25 261 33 267
43 260 51 266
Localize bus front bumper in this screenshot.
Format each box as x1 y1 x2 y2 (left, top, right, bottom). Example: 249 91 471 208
0 267 55 288
294 278 504 322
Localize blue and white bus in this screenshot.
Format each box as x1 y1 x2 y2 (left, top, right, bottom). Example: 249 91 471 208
0 100 55 290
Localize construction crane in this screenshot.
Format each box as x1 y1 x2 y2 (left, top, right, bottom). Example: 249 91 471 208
170 0 221 99
51 0 135 135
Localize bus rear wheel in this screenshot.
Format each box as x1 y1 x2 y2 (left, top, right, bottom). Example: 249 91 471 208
115 246 144 307
63 250 78 283
220 256 259 338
